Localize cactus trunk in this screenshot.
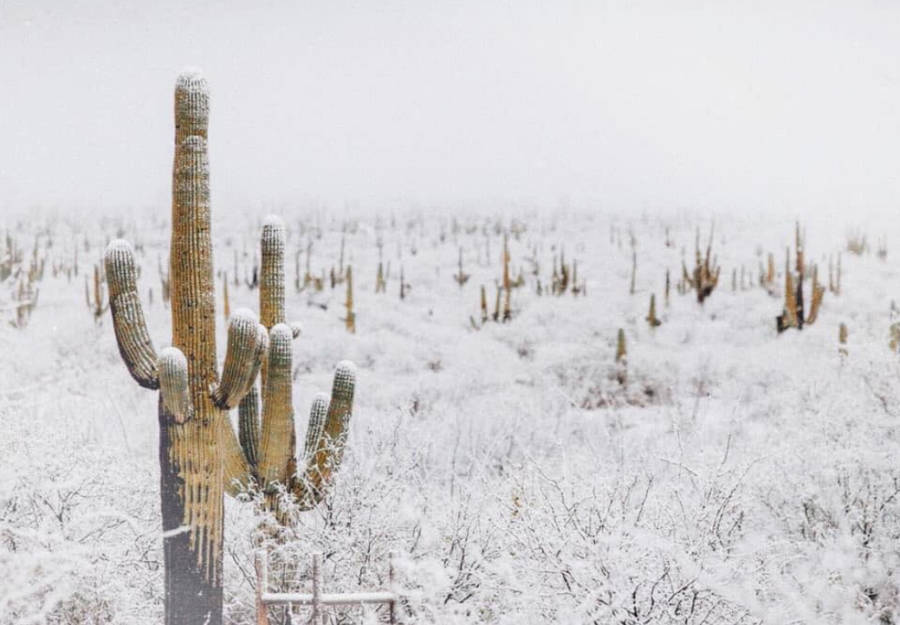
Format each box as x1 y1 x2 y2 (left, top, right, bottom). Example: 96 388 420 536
159 399 223 625
163 72 225 625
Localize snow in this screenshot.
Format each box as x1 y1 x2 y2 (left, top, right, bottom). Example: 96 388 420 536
2 209 900 623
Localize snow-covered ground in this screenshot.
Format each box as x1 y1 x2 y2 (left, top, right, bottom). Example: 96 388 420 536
3 208 900 624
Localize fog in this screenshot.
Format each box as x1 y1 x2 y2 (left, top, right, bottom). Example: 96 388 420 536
2 0 899 217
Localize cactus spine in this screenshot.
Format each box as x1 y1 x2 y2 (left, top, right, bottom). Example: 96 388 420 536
104 73 355 625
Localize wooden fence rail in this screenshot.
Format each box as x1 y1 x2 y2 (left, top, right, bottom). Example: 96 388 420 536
256 551 398 625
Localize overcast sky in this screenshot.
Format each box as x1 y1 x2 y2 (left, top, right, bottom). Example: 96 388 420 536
1 0 899 216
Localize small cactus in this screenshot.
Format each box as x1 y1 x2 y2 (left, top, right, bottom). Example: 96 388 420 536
222 272 230 322
615 328 627 385
399 265 409 300
646 294 661 328
157 254 170 304
480 285 488 322
629 248 637 295
85 263 109 322
664 269 670 306
453 246 470 286
682 226 720 303
777 227 825 333
375 260 387 293
828 253 842 295
344 265 356 333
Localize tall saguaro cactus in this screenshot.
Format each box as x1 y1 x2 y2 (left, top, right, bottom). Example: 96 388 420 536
104 72 356 625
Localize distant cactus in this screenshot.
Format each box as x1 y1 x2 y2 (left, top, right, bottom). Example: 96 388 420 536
453 246 470 286
9 276 38 329
480 285 488 322
399 265 409 300
828 253 842 295
157 254 170 304
86 263 108 322
615 328 627 385
344 266 356 333
646 294 661 328
805 265 825 325
375 260 387 293
104 72 355 625
846 230 868 256
777 227 825 334
682 226 720 303
629 248 637 295
222 272 230 322
664 269 670 306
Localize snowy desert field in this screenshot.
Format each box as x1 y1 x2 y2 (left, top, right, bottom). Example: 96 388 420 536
3 206 900 624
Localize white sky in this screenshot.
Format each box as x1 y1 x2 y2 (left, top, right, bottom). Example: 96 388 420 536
1 0 899 216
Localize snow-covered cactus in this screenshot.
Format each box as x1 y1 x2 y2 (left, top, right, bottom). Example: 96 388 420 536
682 226 720 304
776 228 825 334
104 71 356 625
85 263 108 322
235 215 352 507
646 294 661 328
344 265 356 333
615 328 627 385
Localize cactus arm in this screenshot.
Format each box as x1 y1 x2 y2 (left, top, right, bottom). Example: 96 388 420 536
221 417 253 497
302 393 328 461
259 216 286 329
238 383 261 468
259 217 287 393
220 337 266 496
210 309 262 409
294 361 356 506
105 239 159 389
257 324 297 488
158 347 194 423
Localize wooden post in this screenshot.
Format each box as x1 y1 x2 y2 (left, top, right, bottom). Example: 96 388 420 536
255 551 270 625
388 551 396 625
311 553 323 625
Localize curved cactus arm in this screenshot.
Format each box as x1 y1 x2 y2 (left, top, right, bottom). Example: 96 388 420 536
302 392 328 461
257 324 297 489
221 325 268 497
293 361 356 507
321 360 356 453
243 323 268 397
238 383 261 468
105 239 159 389
210 309 262 409
158 347 193 423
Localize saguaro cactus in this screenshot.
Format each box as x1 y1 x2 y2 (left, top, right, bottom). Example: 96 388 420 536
232 214 353 515
104 72 356 625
